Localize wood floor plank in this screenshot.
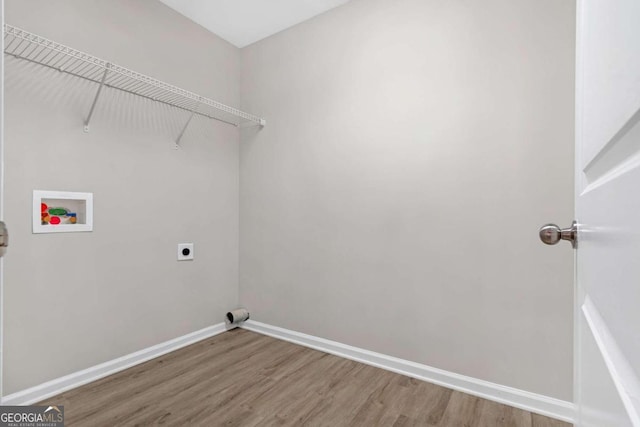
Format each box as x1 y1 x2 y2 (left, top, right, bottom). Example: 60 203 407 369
393 377 452 426
532 413 573 427
438 390 485 427
38 329 572 426
473 398 532 427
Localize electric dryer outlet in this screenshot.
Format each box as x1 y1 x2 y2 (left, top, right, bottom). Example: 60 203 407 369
177 243 194 261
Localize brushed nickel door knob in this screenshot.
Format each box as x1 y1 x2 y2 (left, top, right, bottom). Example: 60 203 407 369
539 221 577 248
0 220 8 257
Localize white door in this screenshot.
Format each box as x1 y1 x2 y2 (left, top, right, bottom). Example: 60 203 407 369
573 0 640 425
0 0 5 401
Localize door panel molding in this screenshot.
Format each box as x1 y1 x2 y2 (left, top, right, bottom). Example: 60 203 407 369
582 107 640 193
582 296 640 424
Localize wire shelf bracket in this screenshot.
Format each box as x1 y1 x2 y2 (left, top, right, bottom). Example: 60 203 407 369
175 98 201 149
84 63 111 133
3 24 266 138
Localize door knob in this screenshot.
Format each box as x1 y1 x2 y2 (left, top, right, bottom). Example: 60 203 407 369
0 220 8 257
539 221 577 248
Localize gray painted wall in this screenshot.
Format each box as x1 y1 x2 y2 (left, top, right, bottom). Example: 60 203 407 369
4 0 240 394
239 0 575 400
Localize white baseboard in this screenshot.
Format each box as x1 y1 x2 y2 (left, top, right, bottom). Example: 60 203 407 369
2 323 227 406
241 320 575 424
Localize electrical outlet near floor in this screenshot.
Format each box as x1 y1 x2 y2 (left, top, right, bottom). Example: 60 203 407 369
177 243 194 261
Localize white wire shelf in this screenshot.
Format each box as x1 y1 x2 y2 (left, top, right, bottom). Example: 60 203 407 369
3 24 265 144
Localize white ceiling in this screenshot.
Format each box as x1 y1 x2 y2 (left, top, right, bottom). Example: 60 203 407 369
159 0 351 48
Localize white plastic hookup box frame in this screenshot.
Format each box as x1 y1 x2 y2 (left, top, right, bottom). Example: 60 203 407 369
33 190 94 233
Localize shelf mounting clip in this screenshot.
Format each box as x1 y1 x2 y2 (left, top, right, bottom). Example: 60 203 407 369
84 63 111 133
